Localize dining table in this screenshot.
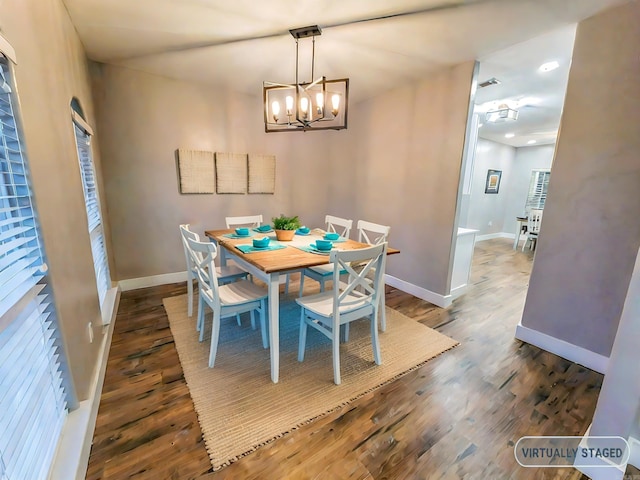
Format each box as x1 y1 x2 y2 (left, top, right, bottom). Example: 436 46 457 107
204 227 399 383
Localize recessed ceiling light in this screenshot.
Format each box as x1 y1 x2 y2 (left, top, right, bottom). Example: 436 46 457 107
505 133 515 138
539 61 560 72
527 140 537 144
478 123 484 128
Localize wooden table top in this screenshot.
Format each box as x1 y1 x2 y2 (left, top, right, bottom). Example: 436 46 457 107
205 229 399 275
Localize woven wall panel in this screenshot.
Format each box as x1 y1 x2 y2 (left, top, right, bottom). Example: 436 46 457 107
215 152 247 194
177 149 215 194
248 154 276 194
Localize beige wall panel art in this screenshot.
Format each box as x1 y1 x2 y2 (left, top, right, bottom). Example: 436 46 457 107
178 149 215 194
215 152 247 194
248 153 276 194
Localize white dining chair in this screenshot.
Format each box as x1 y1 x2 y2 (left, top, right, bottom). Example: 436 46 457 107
356 220 391 332
296 243 388 385
299 215 353 296
522 209 543 251
179 224 249 318
186 235 269 367
225 215 263 229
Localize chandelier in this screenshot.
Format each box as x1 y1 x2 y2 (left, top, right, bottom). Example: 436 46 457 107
263 25 349 133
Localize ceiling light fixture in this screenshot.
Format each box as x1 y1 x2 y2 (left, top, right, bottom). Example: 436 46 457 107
527 140 537 144
478 77 501 88
538 61 559 72
263 25 349 133
505 133 515 139
486 103 519 123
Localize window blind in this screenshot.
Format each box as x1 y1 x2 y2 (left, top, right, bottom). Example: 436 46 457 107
0 54 68 479
525 169 550 211
72 121 111 310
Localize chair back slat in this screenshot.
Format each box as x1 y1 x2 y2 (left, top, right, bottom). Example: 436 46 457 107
226 215 263 228
528 209 543 234
179 224 203 271
357 220 390 245
330 243 387 312
185 236 221 305
325 215 353 238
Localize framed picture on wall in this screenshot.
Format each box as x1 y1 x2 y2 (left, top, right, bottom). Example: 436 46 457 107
485 169 502 194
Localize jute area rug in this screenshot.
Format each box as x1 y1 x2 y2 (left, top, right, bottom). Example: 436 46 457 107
163 294 458 471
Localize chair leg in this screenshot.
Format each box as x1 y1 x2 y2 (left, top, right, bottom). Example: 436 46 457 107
342 323 350 342
250 310 257 330
284 274 290 295
297 310 308 362
332 326 341 385
371 313 382 366
259 300 268 349
197 297 206 341
236 313 241 326
319 277 325 293
379 290 387 332
208 310 221 368
299 274 306 298
187 275 194 317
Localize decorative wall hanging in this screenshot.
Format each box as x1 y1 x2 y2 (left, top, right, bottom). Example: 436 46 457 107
485 169 502 194
177 149 215 194
215 152 248 194
248 154 276 194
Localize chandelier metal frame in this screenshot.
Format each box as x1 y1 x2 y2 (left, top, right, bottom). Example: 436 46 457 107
263 25 349 133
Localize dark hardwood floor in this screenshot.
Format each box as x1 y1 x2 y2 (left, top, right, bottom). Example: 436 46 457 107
86 239 634 479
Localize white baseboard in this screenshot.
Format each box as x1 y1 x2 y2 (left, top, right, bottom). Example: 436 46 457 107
119 271 187 291
475 232 515 242
385 274 451 308
515 322 609 374
50 288 121 480
450 284 468 299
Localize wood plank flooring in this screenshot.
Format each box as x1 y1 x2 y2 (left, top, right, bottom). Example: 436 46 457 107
86 239 635 479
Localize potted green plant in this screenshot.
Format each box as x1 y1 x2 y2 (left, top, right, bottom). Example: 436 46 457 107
272 214 301 241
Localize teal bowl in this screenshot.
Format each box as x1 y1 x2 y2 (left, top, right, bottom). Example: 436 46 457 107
298 226 310 234
324 232 340 241
257 225 272 232
235 227 249 236
253 237 270 248
315 239 333 251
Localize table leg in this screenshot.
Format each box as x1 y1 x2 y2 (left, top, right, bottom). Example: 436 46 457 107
513 221 522 250
219 245 228 267
268 273 280 383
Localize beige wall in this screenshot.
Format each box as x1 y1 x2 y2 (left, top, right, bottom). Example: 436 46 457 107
341 62 475 294
521 1 640 357
91 63 339 279
93 62 473 298
0 0 108 399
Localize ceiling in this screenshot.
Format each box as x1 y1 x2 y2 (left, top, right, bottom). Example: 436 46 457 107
474 24 577 147
63 0 627 144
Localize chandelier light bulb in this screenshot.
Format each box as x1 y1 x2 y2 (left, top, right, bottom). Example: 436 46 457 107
331 94 340 116
271 101 280 122
285 95 294 115
300 97 309 119
315 92 324 115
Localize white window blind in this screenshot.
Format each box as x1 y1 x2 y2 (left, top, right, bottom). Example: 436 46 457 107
72 119 111 310
526 169 551 211
0 53 69 480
